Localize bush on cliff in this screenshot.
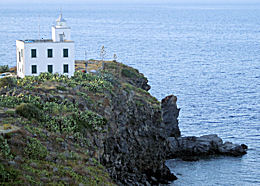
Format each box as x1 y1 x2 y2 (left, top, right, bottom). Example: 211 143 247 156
0 164 19 183
0 77 16 88
75 110 107 131
121 68 137 78
15 103 42 121
24 137 48 160
0 136 13 160
0 65 9 73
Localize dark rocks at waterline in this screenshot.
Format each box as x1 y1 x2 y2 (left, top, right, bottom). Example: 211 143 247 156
167 134 248 161
102 90 247 184
101 93 177 184
160 95 248 162
161 95 181 138
219 141 248 156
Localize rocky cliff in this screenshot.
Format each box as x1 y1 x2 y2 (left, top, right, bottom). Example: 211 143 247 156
0 61 247 185
161 95 247 162
0 62 177 185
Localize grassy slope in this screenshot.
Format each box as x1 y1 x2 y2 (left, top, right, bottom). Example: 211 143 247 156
0 61 159 185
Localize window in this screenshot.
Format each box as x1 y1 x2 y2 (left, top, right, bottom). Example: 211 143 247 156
48 49 53 58
63 49 68 58
32 65 37 74
21 49 23 57
31 49 37 58
63 64 69 73
48 65 53 73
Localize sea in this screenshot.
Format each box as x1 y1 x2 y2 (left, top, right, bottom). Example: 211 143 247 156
0 2 259 185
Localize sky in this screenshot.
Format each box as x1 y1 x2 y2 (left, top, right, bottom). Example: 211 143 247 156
0 0 259 4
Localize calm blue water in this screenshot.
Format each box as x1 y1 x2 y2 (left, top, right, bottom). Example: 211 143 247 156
0 3 259 185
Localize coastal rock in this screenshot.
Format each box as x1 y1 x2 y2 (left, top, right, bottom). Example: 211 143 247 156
167 133 247 160
0 62 248 185
161 94 247 162
161 95 181 137
103 89 247 184
219 142 248 156
102 91 177 184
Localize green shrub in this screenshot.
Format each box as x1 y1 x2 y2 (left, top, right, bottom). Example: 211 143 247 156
0 77 16 88
0 95 42 108
0 65 9 73
121 68 136 78
0 164 19 183
4 109 16 116
57 86 67 91
24 137 48 160
58 151 82 161
0 136 13 160
55 137 64 143
105 62 118 70
75 110 107 131
121 67 141 79
102 72 119 85
15 103 42 121
0 95 21 108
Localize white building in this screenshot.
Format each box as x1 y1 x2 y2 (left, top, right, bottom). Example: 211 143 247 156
16 14 75 78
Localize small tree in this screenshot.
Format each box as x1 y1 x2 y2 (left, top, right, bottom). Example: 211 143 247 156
100 46 106 70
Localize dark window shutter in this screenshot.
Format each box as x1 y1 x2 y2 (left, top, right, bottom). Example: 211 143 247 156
32 65 37 74
63 64 69 73
48 49 53 58
31 49 37 58
63 49 68 58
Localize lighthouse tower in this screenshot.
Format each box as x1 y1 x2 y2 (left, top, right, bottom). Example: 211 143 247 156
16 13 75 78
52 13 71 42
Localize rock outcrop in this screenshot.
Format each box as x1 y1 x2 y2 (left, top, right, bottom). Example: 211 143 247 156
161 95 181 138
167 135 247 161
161 95 248 162
102 89 247 185
101 69 247 184
0 62 248 185
102 84 177 185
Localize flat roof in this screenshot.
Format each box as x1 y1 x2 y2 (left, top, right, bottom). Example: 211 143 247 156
18 39 74 43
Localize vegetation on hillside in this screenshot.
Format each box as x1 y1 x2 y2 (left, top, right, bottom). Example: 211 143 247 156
0 61 159 185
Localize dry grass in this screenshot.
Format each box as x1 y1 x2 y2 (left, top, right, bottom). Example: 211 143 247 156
0 124 20 134
75 60 103 72
75 60 116 72
37 81 59 90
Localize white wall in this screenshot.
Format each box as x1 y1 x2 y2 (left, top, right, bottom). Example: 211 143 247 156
16 40 25 78
52 26 71 42
17 41 75 78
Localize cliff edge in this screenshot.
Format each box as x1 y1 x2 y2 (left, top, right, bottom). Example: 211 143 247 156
0 61 247 185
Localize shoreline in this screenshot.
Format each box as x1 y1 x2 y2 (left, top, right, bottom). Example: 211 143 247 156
0 62 247 185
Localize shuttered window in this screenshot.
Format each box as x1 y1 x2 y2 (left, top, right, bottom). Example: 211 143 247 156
31 49 36 58
48 65 53 73
48 49 53 58
63 49 68 58
63 64 68 73
32 65 37 74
